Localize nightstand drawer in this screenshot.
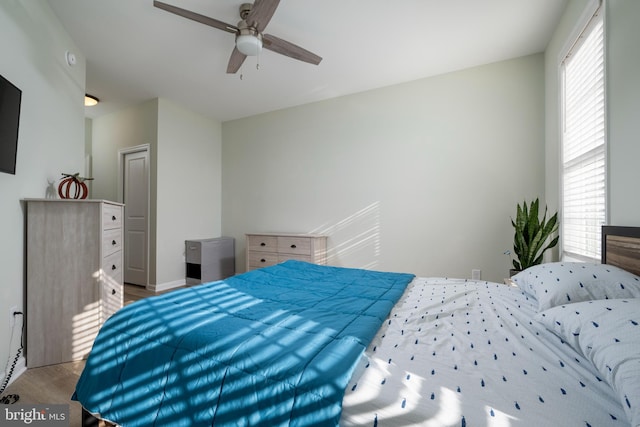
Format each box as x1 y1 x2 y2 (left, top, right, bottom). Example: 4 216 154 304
185 241 202 263
277 236 312 255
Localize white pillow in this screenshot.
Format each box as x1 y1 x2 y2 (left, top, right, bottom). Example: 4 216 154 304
536 299 640 427
512 262 640 311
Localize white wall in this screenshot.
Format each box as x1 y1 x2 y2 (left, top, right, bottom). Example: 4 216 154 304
545 0 640 233
156 98 222 285
90 99 159 281
91 99 158 203
0 2 85 373
91 98 222 288
606 0 640 225
222 54 546 282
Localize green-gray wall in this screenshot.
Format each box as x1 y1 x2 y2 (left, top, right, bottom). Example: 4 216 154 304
605 0 640 225
90 98 222 288
0 1 85 375
222 54 546 282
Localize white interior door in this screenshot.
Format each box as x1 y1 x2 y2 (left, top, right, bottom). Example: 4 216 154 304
122 148 149 286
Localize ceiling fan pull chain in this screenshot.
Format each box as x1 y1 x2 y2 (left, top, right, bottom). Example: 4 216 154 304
251 45 260 72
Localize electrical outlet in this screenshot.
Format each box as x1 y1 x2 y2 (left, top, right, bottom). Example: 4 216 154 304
472 269 481 280
9 305 17 328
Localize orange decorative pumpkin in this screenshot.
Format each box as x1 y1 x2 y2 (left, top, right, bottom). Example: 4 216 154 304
58 173 90 199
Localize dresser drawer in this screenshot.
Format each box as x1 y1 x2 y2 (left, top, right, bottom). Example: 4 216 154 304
277 236 312 256
246 233 327 272
102 250 122 279
103 228 122 257
247 235 278 252
102 273 123 322
247 251 279 269
278 254 311 263
103 204 122 230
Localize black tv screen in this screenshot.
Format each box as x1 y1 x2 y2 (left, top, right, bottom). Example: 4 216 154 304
0 74 22 175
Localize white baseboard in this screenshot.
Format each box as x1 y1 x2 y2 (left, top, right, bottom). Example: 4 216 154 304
147 279 185 293
3 355 26 388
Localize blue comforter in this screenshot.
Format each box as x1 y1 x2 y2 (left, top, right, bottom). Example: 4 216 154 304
73 260 414 426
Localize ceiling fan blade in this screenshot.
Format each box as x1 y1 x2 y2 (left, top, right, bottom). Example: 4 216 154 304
227 47 247 73
246 0 280 33
263 34 322 65
153 1 238 34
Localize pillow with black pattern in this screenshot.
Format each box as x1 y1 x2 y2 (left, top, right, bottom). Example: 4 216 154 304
512 262 640 311
536 299 640 427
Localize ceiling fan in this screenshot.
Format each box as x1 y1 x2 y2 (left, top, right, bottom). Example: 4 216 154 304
153 0 322 74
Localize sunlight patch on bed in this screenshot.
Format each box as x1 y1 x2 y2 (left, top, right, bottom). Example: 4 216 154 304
485 405 516 427
424 387 462 427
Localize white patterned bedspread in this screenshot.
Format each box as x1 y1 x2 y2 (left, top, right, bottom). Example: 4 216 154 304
340 278 629 427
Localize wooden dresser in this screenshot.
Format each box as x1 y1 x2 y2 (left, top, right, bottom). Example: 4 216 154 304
25 199 124 367
246 233 327 271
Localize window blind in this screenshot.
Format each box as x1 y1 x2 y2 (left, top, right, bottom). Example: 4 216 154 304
561 7 605 262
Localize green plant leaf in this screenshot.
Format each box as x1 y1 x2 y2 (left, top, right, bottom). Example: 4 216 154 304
510 198 559 270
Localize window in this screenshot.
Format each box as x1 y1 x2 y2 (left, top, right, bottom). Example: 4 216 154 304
561 5 606 262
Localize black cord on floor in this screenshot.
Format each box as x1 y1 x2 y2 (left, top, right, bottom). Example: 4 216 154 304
0 311 23 404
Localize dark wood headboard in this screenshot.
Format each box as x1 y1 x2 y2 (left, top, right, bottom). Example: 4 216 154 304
602 226 640 276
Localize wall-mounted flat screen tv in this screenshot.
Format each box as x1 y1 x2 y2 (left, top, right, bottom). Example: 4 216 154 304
0 73 22 175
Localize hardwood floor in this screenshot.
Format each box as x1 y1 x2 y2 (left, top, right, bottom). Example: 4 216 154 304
1 284 182 427
2 361 86 426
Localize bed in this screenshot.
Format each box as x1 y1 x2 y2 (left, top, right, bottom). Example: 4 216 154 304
74 226 640 426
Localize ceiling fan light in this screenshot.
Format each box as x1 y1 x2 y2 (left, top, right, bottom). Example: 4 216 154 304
236 34 262 56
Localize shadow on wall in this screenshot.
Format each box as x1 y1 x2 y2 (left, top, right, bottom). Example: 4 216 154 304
312 201 381 269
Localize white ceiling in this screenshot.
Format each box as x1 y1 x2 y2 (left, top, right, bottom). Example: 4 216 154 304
48 0 568 122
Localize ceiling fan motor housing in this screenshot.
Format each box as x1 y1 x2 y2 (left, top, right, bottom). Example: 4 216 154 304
239 3 253 20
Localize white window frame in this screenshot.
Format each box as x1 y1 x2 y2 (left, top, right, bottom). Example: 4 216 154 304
559 0 607 263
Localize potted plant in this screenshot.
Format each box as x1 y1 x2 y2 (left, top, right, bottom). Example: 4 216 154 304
510 198 559 276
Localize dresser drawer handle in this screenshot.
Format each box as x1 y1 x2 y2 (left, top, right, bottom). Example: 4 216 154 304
260 258 266 263
112 215 117 221
111 265 117 271
290 244 297 249
260 242 266 247
111 289 117 295
112 240 117 246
